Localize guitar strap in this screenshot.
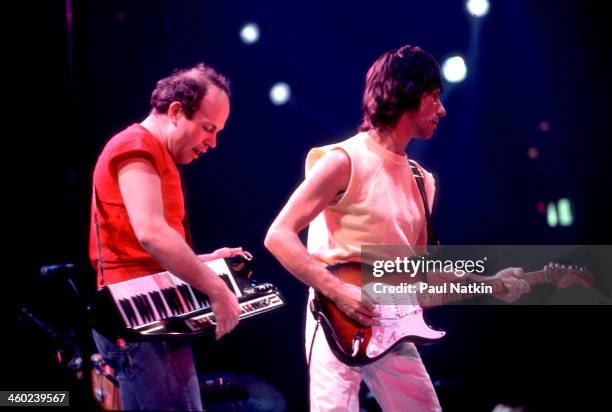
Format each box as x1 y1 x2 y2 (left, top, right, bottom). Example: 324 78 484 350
177 169 194 248
408 160 440 247
92 186 107 287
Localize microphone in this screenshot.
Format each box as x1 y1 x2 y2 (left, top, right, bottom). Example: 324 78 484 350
40 263 76 277
39 263 82 298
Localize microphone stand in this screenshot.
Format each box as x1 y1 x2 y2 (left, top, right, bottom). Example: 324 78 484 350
19 306 119 387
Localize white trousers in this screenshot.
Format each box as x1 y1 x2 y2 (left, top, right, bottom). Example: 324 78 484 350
305 291 442 412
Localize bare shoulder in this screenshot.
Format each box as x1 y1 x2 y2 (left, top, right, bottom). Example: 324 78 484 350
307 148 351 188
269 148 351 232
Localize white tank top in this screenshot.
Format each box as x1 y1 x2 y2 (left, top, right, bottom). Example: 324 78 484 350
306 132 435 265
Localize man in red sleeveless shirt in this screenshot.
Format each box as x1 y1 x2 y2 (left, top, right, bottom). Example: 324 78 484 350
90 63 242 410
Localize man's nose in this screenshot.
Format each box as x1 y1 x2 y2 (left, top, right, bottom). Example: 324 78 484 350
208 134 217 149
438 102 447 117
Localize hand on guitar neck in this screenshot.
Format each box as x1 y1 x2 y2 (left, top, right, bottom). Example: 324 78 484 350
477 267 530 303
426 267 530 303
327 266 530 324
453 263 592 303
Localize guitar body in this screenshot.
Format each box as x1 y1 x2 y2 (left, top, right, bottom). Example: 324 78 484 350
313 262 445 366
312 261 593 366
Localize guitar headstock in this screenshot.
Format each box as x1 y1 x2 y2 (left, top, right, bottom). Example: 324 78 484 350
543 262 594 288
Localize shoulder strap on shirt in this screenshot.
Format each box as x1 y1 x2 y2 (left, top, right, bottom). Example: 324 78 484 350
408 160 440 246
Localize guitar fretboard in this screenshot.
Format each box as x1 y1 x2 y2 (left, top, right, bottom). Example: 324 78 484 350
417 270 551 308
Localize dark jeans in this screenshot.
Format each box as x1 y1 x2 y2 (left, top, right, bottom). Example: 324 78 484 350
92 329 202 411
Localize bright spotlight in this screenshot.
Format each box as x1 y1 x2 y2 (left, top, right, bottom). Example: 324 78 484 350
466 0 490 17
547 201 558 227
557 198 574 226
442 56 467 83
240 23 260 44
269 82 291 105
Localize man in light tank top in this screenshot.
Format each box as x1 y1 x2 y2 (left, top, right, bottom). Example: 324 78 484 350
265 45 530 411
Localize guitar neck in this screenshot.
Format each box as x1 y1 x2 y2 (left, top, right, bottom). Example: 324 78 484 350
417 270 550 308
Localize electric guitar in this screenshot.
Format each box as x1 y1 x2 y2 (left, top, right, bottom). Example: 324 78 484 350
311 262 593 366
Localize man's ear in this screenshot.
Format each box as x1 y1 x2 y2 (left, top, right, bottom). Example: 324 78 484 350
167 101 184 124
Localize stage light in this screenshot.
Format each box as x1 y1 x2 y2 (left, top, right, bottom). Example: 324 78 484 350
466 0 490 17
557 198 573 226
537 201 546 215
240 23 260 44
538 120 551 132
442 56 467 83
546 198 574 228
269 82 291 105
527 147 540 159
547 201 558 227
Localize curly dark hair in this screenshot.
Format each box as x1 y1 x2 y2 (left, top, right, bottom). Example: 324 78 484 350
150 63 231 119
359 45 442 132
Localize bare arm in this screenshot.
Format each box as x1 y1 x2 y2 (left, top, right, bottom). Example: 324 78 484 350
264 150 378 325
426 269 529 303
467 269 529 303
117 158 240 339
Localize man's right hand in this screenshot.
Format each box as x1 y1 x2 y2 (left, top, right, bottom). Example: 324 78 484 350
328 281 379 327
208 280 241 340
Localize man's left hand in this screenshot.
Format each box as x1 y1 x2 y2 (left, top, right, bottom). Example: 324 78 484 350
198 247 252 262
493 267 530 303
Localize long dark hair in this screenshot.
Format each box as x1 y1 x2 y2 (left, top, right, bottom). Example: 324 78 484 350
359 45 442 132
